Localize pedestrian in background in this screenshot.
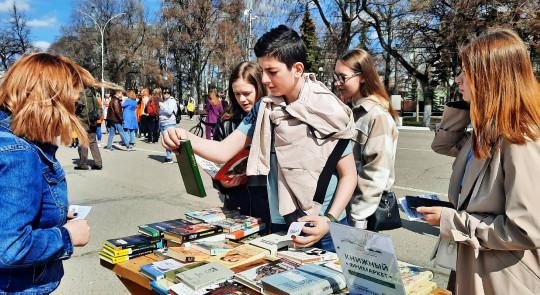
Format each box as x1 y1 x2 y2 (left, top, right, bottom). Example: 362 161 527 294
334 49 399 229
422 28 540 294
159 88 178 163
0 53 93 294
204 91 223 139
75 87 104 170
104 90 132 151
95 94 103 147
187 97 195 120
146 88 162 143
139 88 150 138
122 90 138 148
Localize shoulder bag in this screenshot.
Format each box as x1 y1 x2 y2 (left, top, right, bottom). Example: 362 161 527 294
366 191 402 231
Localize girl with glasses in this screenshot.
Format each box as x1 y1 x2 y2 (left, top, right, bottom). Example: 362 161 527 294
334 49 399 229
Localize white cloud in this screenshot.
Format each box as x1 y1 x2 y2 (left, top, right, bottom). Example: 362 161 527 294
33 41 50 51
0 0 30 12
27 16 57 27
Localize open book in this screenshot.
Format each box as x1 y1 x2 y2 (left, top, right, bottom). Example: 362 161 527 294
195 148 250 182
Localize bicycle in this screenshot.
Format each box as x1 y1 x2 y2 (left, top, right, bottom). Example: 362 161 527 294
189 113 207 138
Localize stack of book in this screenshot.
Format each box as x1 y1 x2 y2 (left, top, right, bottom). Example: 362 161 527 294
399 261 439 295
99 234 163 264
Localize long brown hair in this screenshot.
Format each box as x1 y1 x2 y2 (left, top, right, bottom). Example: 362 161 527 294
208 91 220 106
339 49 398 119
0 53 113 146
461 28 540 160
222 61 268 121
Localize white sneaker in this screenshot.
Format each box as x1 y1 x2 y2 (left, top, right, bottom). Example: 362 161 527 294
97 143 101 148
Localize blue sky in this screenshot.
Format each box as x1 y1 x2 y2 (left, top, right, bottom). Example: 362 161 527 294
0 0 161 51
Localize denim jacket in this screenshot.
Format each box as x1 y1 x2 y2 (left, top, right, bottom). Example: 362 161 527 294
0 110 73 294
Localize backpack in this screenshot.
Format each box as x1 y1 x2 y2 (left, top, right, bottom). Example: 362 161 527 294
147 99 158 116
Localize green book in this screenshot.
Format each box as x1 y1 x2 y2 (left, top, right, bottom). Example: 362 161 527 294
176 140 206 197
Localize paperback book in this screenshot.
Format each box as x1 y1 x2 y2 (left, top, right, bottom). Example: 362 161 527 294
211 215 262 233
204 283 253 295
176 262 235 291
176 139 206 198
276 247 337 264
225 223 266 240
190 240 242 256
98 249 154 264
185 207 240 223
138 218 195 238
167 246 211 262
150 279 176 295
248 233 293 256
104 234 161 250
206 244 271 269
139 259 190 281
195 147 249 182
261 264 347 295
165 261 210 283
398 261 435 293
163 223 223 244
234 258 300 293
101 243 161 257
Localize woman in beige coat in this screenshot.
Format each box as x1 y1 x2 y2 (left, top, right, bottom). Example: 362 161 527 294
419 29 540 294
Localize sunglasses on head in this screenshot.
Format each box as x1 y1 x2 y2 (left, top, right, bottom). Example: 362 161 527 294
333 72 362 84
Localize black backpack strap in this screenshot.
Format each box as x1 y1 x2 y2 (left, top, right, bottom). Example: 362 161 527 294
313 139 349 204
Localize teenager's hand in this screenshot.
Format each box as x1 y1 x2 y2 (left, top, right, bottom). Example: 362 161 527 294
162 127 188 154
219 177 243 188
292 215 330 248
417 206 442 225
63 220 90 247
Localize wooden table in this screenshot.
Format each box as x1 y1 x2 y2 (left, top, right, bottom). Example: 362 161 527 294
100 254 162 295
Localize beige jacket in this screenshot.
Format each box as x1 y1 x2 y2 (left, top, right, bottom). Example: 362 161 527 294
432 103 540 295
246 80 356 216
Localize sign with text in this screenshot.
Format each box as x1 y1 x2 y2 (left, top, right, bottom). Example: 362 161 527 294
329 223 406 295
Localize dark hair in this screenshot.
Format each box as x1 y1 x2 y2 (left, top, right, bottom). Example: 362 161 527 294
339 49 398 119
253 25 307 69
222 61 268 122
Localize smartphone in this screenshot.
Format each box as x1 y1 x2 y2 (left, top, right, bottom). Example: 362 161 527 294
406 195 454 210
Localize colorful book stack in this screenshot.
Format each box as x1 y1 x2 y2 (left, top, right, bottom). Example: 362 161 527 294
99 234 163 264
399 261 438 295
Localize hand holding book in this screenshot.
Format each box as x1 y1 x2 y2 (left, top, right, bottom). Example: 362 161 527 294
292 215 330 248
219 176 247 188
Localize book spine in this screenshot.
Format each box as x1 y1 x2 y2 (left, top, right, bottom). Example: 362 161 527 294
103 243 160 257
185 140 207 197
138 227 161 238
106 239 162 250
182 227 224 242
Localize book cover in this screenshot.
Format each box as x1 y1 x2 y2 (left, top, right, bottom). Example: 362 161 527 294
232 232 261 243
169 282 206 295
191 240 241 256
98 249 153 264
205 283 252 295
167 246 211 262
206 244 271 269
176 262 235 291
229 258 273 274
185 207 240 223
276 247 337 264
429 287 452 295
176 139 206 198
104 234 161 250
163 223 223 244
139 259 189 281
261 264 346 295
138 218 195 238
212 215 263 233
323 260 343 273
408 281 437 295
195 148 250 182
248 233 293 256
235 258 300 293
399 261 434 293
225 223 266 240
165 261 210 283
101 243 161 257
150 279 174 295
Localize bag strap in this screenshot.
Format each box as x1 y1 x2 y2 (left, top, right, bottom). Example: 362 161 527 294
313 139 348 204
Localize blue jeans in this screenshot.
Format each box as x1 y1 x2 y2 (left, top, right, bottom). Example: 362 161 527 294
124 128 135 144
161 124 176 159
96 125 102 141
107 122 130 148
271 217 349 252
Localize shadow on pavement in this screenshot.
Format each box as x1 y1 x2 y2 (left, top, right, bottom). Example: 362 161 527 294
401 219 440 236
148 154 168 163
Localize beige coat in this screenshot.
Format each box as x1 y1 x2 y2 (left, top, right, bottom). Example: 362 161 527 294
432 103 540 295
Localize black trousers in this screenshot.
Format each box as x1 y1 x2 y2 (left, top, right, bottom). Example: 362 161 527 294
147 118 160 143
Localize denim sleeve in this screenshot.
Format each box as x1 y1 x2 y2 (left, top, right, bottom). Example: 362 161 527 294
0 148 72 268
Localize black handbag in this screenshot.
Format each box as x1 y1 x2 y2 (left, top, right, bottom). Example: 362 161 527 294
366 191 402 231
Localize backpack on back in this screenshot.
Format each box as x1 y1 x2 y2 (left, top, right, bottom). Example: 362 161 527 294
147 99 158 116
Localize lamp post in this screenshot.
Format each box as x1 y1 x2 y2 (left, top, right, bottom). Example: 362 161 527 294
78 9 125 99
318 66 324 85
243 2 257 59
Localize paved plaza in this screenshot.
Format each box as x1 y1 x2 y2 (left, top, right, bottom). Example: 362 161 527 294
53 116 453 294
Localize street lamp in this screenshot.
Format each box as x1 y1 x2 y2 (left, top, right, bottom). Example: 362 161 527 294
243 4 257 59
318 66 324 85
78 9 125 99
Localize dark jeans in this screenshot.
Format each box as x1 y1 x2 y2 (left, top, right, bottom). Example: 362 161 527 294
205 122 216 139
223 185 271 234
271 217 349 252
147 118 160 142
78 128 102 167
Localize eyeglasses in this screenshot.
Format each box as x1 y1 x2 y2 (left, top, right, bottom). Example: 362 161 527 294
333 72 362 84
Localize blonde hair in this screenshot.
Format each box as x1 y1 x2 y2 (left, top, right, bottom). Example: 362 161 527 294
461 28 540 160
127 90 137 100
152 88 161 98
208 91 220 106
0 53 115 146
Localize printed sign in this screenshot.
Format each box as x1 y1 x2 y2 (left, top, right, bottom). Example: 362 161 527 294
329 222 406 295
